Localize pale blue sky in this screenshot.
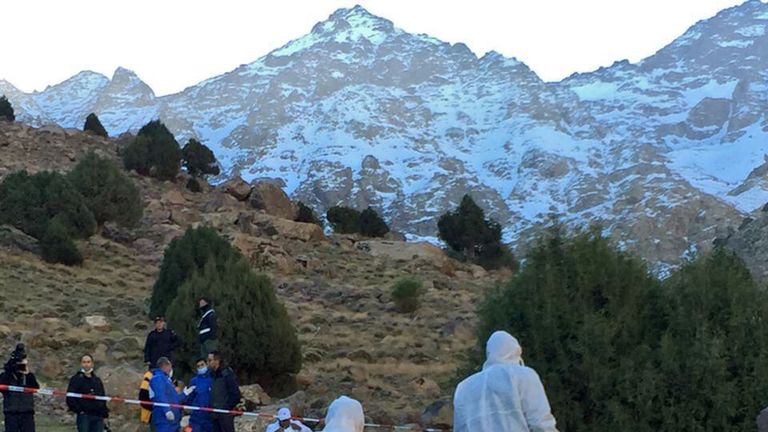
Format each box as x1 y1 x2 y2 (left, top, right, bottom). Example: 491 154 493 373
2 0 754 95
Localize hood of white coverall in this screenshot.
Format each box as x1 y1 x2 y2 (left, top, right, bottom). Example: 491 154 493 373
322 396 365 432
483 330 524 369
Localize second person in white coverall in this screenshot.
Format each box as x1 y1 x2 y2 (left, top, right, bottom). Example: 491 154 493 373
321 396 365 432
453 330 558 432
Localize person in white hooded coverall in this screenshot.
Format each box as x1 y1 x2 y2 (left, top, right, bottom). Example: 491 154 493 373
321 396 364 432
453 331 558 432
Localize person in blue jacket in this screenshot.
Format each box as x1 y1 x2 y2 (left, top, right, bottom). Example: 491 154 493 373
185 358 213 432
149 357 182 432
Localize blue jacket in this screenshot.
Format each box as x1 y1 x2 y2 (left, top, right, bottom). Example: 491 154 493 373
185 371 213 424
149 368 182 426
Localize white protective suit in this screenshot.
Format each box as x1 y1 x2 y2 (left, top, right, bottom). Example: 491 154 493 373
453 331 558 432
321 396 365 432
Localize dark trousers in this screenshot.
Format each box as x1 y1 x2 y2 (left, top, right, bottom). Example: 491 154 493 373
4 412 35 432
76 413 104 432
211 416 234 432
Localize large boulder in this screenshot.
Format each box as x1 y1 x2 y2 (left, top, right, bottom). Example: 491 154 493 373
0 225 40 254
219 176 252 201
248 182 299 221
355 240 450 268
269 218 325 242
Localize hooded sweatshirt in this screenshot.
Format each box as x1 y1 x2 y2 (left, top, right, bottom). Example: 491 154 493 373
453 331 558 432
321 396 364 432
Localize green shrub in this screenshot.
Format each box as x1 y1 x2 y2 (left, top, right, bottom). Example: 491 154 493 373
123 120 181 181
0 95 14 122
186 177 202 192
326 206 360 234
0 170 96 239
391 277 423 313
295 201 323 227
149 226 240 318
83 113 108 137
182 138 219 179
40 218 83 266
359 207 389 237
166 256 301 393
68 152 143 227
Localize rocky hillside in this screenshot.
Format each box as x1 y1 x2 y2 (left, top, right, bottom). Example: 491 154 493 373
3 2 768 274
0 121 499 431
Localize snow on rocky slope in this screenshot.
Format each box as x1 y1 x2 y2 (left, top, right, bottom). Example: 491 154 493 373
4 1 768 270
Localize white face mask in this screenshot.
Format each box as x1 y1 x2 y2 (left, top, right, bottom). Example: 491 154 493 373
197 366 208 375
169 369 174 378
81 368 94 374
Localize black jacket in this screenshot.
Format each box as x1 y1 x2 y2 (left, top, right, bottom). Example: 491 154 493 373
198 305 218 344
66 371 109 418
210 366 240 412
0 370 39 414
144 328 179 366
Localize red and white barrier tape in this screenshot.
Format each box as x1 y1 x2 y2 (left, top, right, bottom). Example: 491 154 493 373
0 384 448 431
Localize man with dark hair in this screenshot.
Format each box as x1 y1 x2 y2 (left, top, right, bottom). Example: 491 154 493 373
185 358 213 432
0 344 39 432
207 351 241 432
144 316 179 368
198 298 218 358
149 357 182 432
66 354 109 432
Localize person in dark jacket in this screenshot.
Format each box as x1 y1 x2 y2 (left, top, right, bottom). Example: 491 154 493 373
66 354 109 432
198 298 218 358
144 316 180 367
0 344 39 432
207 351 240 432
184 358 213 432
149 357 182 432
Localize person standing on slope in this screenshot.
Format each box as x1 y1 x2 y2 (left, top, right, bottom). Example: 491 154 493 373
149 357 182 432
66 354 109 432
144 316 179 368
197 298 218 358
453 331 558 432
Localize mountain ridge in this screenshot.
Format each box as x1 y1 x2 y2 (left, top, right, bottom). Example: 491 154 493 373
3 1 768 272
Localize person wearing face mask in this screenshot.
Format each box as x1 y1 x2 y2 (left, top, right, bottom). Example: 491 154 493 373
149 357 183 432
453 331 558 432
184 358 213 432
197 298 219 358
0 344 39 432
66 354 109 432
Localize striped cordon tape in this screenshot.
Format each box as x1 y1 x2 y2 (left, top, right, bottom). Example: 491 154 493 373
0 384 449 431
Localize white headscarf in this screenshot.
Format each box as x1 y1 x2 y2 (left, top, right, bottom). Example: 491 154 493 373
322 396 364 432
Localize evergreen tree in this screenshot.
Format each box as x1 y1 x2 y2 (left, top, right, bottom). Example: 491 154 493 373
0 170 96 239
122 120 181 181
149 226 239 318
326 206 360 234
470 227 666 431
438 194 514 269
359 207 389 237
295 201 323 227
68 152 143 227
467 228 768 431
166 257 302 393
0 95 14 122
658 248 768 430
40 218 83 266
181 138 219 179
83 113 108 137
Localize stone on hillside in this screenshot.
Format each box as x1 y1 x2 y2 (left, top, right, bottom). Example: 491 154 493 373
269 218 325 242
231 233 297 274
278 391 308 417
161 189 187 206
84 315 111 332
241 383 271 406
0 225 40 255
410 377 441 398
757 407 768 432
347 349 374 363
248 182 299 220
219 176 252 201
98 366 143 416
420 400 453 428
355 240 450 268
101 222 138 244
